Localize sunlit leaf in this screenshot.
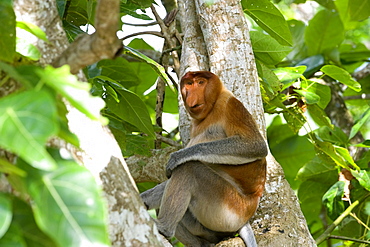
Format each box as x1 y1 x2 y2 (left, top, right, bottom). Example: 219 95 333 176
349 107 370 140
0 193 12 239
294 90 320 104
38 65 108 124
17 153 110 247
321 65 361 92
0 90 58 170
16 21 48 42
351 170 370 191
242 0 292 46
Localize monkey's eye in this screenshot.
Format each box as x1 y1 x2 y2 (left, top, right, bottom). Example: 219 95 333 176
186 81 192 85
198 80 205 85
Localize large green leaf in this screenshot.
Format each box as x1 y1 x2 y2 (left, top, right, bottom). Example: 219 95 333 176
106 81 155 139
0 90 58 170
98 57 141 88
0 193 12 239
251 31 291 65
37 65 107 124
349 0 370 21
297 156 337 182
321 65 361 92
17 153 110 247
242 0 292 46
305 9 344 55
0 0 16 62
9 198 58 247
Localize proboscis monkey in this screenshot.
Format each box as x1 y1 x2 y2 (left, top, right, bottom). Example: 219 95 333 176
141 71 267 247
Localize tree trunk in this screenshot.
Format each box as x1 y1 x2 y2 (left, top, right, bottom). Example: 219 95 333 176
178 0 316 246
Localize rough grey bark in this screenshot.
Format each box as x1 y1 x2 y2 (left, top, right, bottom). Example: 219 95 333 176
12 0 163 246
178 0 316 246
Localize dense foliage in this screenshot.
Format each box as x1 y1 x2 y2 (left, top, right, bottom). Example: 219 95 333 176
0 0 369 246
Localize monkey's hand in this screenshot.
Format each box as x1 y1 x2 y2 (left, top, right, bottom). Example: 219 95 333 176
166 136 268 177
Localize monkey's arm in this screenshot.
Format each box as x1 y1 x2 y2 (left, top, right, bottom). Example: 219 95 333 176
166 135 267 177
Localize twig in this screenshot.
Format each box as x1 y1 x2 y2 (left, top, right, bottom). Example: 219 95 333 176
343 94 370 100
150 5 181 77
122 21 157 26
155 77 166 149
316 193 370 245
328 235 370 244
122 31 164 40
155 133 182 148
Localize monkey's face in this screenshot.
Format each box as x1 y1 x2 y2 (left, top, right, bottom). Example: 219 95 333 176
180 71 222 120
181 76 208 119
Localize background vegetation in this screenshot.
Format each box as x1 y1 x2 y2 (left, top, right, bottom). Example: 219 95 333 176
0 0 369 246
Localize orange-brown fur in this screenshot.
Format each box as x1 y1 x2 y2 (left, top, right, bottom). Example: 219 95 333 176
181 71 267 224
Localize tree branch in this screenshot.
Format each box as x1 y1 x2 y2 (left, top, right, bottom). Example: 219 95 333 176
52 0 122 74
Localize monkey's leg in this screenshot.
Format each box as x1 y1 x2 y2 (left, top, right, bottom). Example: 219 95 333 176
175 220 214 247
156 167 192 238
140 181 168 210
239 222 257 247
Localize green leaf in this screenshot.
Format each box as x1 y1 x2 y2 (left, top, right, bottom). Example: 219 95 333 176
0 193 12 238
307 104 332 128
315 141 352 170
98 57 140 88
250 31 291 65
0 90 58 170
273 66 306 90
106 81 155 139
306 82 331 109
120 2 152 20
122 134 151 156
349 0 370 21
334 146 359 169
349 107 370 140
297 156 336 182
0 223 27 247
351 170 370 191
38 65 108 124
315 126 348 146
0 0 16 62
305 9 344 55
283 107 306 134
294 90 320 104
11 197 58 247
0 158 26 177
16 37 41 61
242 0 292 46
257 61 282 96
124 46 173 89
17 153 110 247
321 65 361 92
322 181 345 220
16 21 48 42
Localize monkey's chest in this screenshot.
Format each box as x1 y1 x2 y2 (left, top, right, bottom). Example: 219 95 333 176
188 124 227 146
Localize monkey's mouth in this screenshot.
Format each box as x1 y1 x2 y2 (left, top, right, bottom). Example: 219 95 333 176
191 104 204 109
